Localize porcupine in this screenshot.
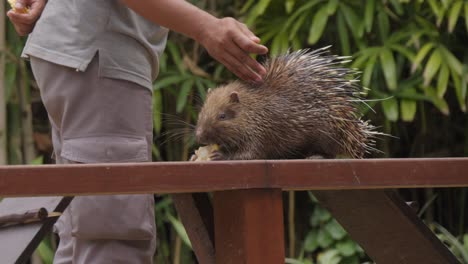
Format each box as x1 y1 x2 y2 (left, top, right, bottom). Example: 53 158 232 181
194 47 379 160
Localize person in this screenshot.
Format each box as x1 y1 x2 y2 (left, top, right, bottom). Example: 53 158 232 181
7 0 268 263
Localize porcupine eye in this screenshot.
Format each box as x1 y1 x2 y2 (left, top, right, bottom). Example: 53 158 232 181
218 112 226 120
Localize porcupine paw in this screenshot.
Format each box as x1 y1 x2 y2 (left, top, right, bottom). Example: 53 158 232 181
209 150 226 161
306 155 326 159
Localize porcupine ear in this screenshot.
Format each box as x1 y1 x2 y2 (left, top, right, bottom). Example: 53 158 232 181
229 92 240 103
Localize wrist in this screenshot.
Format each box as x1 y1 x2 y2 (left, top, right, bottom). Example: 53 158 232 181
192 14 218 44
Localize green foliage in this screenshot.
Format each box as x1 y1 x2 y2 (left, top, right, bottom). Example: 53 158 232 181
292 192 366 264
242 0 468 121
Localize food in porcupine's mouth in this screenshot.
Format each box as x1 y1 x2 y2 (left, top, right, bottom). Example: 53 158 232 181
8 0 29 13
191 144 220 162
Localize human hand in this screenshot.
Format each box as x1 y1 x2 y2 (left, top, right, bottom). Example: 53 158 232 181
7 0 46 36
197 17 268 82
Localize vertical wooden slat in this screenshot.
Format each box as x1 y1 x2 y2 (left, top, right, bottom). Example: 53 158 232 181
313 189 460 264
213 189 285 264
172 193 215 264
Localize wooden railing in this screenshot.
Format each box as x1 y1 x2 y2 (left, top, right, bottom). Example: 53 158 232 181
1 158 467 264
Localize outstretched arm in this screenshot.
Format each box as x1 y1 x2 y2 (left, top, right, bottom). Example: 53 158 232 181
6 0 46 36
122 0 268 82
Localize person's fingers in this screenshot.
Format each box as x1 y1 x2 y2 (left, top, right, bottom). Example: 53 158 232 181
231 31 268 56
225 40 266 77
237 22 262 44
7 11 33 36
220 52 262 82
15 0 27 10
29 0 46 18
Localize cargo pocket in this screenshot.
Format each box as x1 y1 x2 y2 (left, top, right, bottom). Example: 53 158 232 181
61 135 149 163
70 194 155 240
61 135 155 240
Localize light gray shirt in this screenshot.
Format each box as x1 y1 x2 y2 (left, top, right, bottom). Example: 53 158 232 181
22 0 169 89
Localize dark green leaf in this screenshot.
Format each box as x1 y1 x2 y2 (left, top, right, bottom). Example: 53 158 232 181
425 86 450 115
337 12 350 55
377 9 390 41
327 0 339 15
465 2 468 32
308 5 329 44
154 75 190 90
389 0 404 15
304 230 319 252
382 97 399 121
285 0 295 14
364 0 375 33
411 42 434 73
362 55 377 88
439 45 462 75
340 3 361 38
317 228 334 248
448 1 463 32
336 238 357 257
423 49 442 86
324 219 347 240
380 49 398 90
176 79 194 113
437 65 450 98
166 42 185 73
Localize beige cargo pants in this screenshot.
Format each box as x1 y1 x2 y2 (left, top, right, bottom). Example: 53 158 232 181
30 56 156 263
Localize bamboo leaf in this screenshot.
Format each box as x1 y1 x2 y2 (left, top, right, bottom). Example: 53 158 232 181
465 2 468 31
437 65 450 98
308 5 329 44
289 12 308 40
304 230 319 252
425 86 450 115
448 1 463 32
166 42 185 73
389 44 416 61
195 79 207 102
382 97 399 121
340 3 361 38
423 49 442 86
327 0 339 15
439 45 463 75
380 49 398 91
389 0 404 15
285 0 295 14
450 65 467 112
411 43 434 73
400 99 417 122
364 0 375 33
428 0 446 26
377 9 390 41
167 214 192 248
337 11 351 55
362 55 377 88
176 79 194 113
154 75 190 90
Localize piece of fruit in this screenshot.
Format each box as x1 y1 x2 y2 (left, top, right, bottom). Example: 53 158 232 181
191 144 219 162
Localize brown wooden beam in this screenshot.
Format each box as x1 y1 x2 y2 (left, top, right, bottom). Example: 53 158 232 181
172 193 215 264
213 189 285 264
313 190 460 264
0 158 467 197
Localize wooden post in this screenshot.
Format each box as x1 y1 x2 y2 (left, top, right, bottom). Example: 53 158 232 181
213 189 285 264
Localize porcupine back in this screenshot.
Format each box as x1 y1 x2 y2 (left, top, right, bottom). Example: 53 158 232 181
195 47 378 160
